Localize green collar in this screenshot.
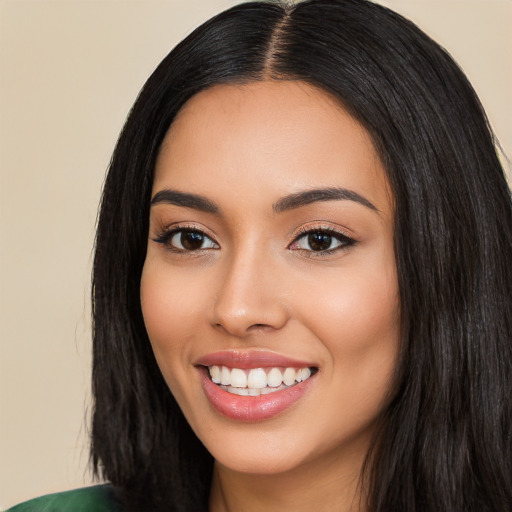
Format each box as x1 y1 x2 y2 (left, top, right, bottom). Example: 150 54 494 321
6 485 121 512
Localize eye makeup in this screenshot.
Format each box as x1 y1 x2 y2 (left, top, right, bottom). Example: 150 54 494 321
152 220 357 260
288 224 356 257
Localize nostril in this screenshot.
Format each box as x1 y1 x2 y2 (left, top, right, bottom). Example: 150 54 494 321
246 323 278 334
214 322 275 335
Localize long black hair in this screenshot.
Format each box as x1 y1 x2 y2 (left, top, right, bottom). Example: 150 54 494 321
91 1 512 510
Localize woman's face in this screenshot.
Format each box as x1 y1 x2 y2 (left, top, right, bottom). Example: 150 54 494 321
141 81 399 476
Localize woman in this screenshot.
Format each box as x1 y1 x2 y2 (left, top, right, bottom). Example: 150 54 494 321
8 0 511 511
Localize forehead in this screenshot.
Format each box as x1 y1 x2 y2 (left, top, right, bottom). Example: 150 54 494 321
154 80 391 214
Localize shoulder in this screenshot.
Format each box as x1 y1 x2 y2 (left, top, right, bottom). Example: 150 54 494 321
5 485 122 512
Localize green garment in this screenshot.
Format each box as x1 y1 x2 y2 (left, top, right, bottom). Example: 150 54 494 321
5 485 121 512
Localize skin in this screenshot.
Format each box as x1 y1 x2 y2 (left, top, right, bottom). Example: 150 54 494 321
140 80 399 512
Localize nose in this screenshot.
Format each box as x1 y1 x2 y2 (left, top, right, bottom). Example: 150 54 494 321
209 249 290 338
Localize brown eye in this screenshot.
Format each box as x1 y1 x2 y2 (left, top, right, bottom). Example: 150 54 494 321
307 232 333 251
290 228 355 254
180 231 206 250
167 229 218 251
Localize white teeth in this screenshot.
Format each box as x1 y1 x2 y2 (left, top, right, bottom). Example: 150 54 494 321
207 365 314 394
267 367 283 387
282 367 296 386
260 386 279 395
220 366 231 386
209 365 221 384
226 386 250 396
300 367 311 381
230 368 247 388
224 384 291 396
247 368 267 389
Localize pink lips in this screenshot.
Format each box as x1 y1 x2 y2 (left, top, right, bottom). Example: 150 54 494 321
195 350 317 422
195 350 314 369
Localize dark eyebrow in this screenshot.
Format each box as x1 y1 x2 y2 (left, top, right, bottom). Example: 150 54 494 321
272 187 378 213
150 189 219 213
150 187 377 215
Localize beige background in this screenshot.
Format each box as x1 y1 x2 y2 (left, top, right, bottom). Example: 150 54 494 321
0 0 510 509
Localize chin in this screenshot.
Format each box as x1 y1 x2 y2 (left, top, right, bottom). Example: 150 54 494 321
212 446 309 476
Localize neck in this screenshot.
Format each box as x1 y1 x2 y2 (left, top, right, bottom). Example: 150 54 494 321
208 446 369 512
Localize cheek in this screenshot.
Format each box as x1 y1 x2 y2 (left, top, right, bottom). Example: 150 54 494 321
303 265 399 350
140 260 205 374
302 260 400 410
306 278 399 445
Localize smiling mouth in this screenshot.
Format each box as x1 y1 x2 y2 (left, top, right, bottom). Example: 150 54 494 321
205 365 318 396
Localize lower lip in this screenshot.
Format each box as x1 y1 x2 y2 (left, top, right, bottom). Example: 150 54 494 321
198 367 315 422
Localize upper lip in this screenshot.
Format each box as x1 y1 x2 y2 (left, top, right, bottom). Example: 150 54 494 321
194 350 316 369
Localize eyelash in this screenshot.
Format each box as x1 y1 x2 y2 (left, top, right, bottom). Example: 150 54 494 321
152 224 219 254
288 225 356 257
152 224 356 257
